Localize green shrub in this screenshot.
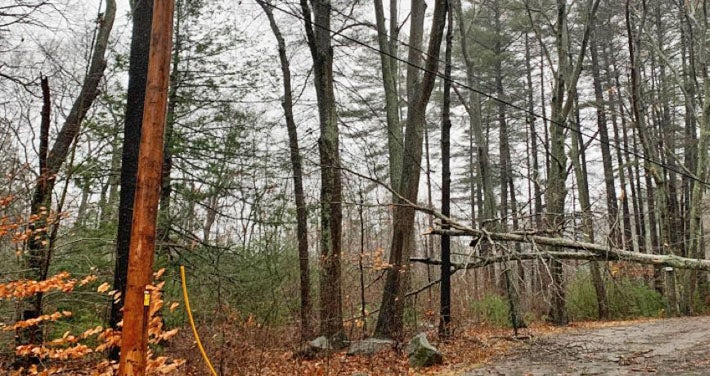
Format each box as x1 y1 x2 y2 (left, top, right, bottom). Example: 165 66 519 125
471 293 511 327
566 269 665 321
566 271 599 321
162 240 301 327
691 289 710 314
607 278 664 318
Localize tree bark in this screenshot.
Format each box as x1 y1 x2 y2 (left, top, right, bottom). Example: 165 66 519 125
439 2 453 338
570 92 609 319
17 0 115 361
374 0 447 340
453 0 497 223
590 29 619 247
545 0 599 326
421 225 710 273
494 0 510 234
257 0 312 341
686 0 709 306
373 0 402 193
157 0 184 248
300 0 345 346
524 33 542 229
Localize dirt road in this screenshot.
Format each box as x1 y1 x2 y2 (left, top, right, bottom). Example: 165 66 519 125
465 316 710 375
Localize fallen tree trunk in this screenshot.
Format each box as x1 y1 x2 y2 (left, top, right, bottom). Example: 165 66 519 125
423 228 710 271
341 167 710 272
412 251 612 270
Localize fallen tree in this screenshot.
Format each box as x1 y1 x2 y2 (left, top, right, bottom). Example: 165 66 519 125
417 228 710 271
341 167 710 272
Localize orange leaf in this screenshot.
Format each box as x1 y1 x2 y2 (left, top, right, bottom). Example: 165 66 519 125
97 282 111 293
154 268 166 279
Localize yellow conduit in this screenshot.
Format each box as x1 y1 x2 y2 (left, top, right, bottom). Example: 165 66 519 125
180 265 218 376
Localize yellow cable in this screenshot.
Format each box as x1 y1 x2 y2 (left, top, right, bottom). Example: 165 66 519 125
180 265 218 376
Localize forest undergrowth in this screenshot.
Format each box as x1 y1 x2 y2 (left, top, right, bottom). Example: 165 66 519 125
170 317 656 375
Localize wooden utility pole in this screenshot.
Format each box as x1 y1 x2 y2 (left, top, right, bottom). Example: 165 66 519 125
118 0 174 374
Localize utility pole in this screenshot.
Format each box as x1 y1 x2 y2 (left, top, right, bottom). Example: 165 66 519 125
118 0 174 374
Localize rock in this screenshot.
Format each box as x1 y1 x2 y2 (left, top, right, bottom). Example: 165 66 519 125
347 338 395 356
294 334 351 359
407 333 443 367
292 336 333 359
309 336 333 350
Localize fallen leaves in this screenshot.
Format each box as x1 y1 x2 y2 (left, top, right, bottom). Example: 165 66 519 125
169 321 518 376
168 316 662 376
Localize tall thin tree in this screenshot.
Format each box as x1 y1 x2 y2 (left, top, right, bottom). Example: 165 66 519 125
17 0 116 359
256 0 312 340
544 0 599 326
300 0 346 345
374 0 447 340
439 0 453 338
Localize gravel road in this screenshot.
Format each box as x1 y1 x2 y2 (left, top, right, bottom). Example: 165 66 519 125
465 316 710 375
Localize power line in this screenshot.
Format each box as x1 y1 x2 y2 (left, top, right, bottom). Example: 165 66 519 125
258 0 709 187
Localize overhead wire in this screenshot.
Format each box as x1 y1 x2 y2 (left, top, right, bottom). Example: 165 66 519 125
257 0 709 187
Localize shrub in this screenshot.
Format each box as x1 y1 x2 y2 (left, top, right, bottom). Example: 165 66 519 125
471 293 511 327
162 240 301 327
0 271 183 375
566 272 599 321
566 269 665 321
607 277 664 318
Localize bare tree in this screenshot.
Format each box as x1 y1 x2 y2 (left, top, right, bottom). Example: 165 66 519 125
17 0 116 362
373 0 403 193
539 0 600 326
374 0 447 340
300 0 346 346
256 0 313 341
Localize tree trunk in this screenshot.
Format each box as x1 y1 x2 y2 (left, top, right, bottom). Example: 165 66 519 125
257 0 312 341
686 0 709 306
374 0 447 340
439 3 453 338
524 33 542 230
494 1 509 233
373 0 402 193
453 0 497 224
545 0 599 326
626 0 668 294
590 29 619 247
17 0 116 362
300 0 345 346
157 0 184 248
570 92 609 319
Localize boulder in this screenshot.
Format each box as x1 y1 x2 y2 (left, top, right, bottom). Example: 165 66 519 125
407 333 443 367
308 336 333 350
295 334 350 359
347 338 395 356
292 336 332 359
